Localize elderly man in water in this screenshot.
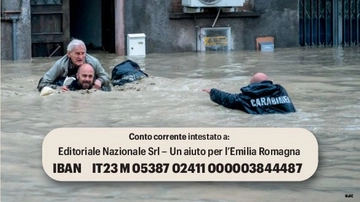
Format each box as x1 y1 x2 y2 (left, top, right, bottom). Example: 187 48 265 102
203 72 296 114
39 64 106 95
37 38 111 92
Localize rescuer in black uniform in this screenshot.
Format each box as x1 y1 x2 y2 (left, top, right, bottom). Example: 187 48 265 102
202 72 296 114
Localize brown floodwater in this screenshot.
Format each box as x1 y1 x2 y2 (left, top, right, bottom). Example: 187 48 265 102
1 47 360 202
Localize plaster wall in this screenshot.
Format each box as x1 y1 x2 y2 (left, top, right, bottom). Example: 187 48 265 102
124 0 299 54
1 0 31 60
1 0 299 60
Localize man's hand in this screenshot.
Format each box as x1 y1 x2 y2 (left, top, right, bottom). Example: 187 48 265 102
202 88 211 94
93 79 102 90
59 86 69 92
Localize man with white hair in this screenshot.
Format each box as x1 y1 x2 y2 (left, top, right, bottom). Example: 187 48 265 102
37 38 111 91
202 72 296 114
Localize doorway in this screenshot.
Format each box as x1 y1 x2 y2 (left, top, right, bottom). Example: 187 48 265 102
30 0 70 57
70 0 115 53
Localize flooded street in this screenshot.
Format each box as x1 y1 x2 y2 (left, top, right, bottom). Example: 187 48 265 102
1 47 360 201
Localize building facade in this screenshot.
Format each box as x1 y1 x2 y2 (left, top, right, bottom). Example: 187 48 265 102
3 0 358 61
1 0 32 60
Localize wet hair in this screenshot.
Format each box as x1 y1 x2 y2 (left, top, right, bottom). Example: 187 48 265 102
67 38 87 52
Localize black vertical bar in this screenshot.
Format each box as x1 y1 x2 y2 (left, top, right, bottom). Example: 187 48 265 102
355 1 360 45
327 0 330 45
333 0 338 46
300 0 302 45
299 0 301 45
318 0 321 45
343 0 346 45
325 0 328 45
299 0 302 46
344 0 347 46
304 0 307 45
310 0 313 45
356 0 358 44
299 0 305 46
349 0 352 45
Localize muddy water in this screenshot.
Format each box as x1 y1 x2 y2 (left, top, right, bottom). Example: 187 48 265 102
1 47 360 202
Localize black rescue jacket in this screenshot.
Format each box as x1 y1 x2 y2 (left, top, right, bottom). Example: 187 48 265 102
209 80 296 114
111 60 148 86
